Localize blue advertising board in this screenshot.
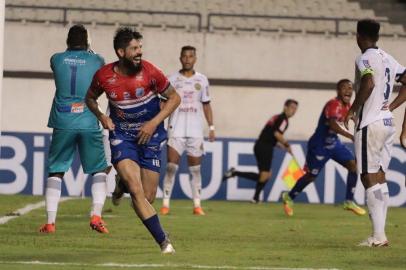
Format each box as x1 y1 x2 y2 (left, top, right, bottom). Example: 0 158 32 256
1 132 405 206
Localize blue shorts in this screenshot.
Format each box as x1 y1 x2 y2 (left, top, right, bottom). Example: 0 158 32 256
305 141 354 177
48 129 108 174
109 131 164 173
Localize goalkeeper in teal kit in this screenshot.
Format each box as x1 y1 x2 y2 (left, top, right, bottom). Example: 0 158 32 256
39 25 109 234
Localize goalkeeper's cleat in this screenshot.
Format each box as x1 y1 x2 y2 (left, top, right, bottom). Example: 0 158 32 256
39 223 55 233
358 236 389 247
90 215 109 234
160 235 175 254
193 207 206 216
282 192 294 216
160 206 170 215
222 167 236 181
343 200 366 216
112 174 125 206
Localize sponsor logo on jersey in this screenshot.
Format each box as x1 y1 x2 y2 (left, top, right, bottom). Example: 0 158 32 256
109 92 117 99
63 58 86 65
70 103 84 113
194 83 202 91
110 139 123 146
123 92 131 100
135 87 145 97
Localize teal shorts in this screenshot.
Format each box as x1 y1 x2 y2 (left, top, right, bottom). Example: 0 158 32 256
48 129 107 174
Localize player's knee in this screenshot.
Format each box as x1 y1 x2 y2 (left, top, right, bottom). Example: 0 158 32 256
144 191 156 204
126 182 143 198
167 162 179 174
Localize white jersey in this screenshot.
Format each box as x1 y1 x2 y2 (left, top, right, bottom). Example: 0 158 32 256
168 71 210 138
355 47 406 129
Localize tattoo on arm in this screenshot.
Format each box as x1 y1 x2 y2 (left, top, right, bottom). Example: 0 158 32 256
85 87 104 118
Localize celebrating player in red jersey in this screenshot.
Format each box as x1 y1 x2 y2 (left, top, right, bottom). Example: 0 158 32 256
85 27 180 254
282 79 365 217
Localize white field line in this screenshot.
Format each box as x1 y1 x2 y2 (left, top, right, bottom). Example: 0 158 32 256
0 197 72 224
0 261 340 270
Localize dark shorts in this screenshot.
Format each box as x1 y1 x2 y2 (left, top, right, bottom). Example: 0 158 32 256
305 140 354 176
254 141 274 172
109 131 164 173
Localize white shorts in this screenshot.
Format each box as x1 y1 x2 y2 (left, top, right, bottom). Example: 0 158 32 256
354 118 395 174
167 137 204 157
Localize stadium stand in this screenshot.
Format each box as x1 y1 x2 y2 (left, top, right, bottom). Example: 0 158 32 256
5 0 406 36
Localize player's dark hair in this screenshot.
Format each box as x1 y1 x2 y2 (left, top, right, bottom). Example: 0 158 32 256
284 99 298 107
113 27 143 54
181 45 196 54
66 24 88 49
336 79 352 90
357 19 380 42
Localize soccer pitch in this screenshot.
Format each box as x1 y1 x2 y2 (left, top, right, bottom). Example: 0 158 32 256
0 195 405 270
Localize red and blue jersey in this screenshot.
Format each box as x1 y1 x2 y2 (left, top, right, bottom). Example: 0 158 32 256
90 60 170 142
309 98 350 147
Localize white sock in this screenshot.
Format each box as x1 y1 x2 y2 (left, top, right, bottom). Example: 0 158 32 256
380 182 389 229
366 184 386 241
162 163 179 208
189 165 202 208
91 172 107 217
45 177 62 224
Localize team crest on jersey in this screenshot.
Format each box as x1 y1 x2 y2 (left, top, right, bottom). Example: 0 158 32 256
123 92 131 100
194 83 202 91
362 60 371 68
109 92 117 99
135 87 145 97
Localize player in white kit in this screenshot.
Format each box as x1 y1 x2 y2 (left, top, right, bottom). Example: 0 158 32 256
160 46 215 216
344 19 406 247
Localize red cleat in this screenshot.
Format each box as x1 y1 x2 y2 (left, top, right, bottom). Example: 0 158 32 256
39 223 55 233
90 215 109 234
193 207 206 216
160 206 170 215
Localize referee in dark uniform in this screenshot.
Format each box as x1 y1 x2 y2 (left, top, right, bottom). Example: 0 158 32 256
223 99 298 203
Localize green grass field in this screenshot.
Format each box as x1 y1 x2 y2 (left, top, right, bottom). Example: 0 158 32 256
0 194 405 270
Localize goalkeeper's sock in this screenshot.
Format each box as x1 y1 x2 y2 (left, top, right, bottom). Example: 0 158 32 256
288 174 313 200
45 177 62 224
234 171 259 182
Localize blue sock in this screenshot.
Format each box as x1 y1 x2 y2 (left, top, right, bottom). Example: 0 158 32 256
142 215 166 245
288 174 313 200
345 172 357 201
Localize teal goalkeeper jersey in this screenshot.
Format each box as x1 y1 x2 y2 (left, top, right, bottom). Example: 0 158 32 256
47 49 104 129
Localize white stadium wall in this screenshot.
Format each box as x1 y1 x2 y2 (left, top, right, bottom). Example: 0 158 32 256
2 23 406 205
2 22 406 139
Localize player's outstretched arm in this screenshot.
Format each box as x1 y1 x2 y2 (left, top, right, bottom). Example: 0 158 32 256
85 87 115 131
328 119 354 141
203 103 215 142
137 86 180 144
345 74 375 129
